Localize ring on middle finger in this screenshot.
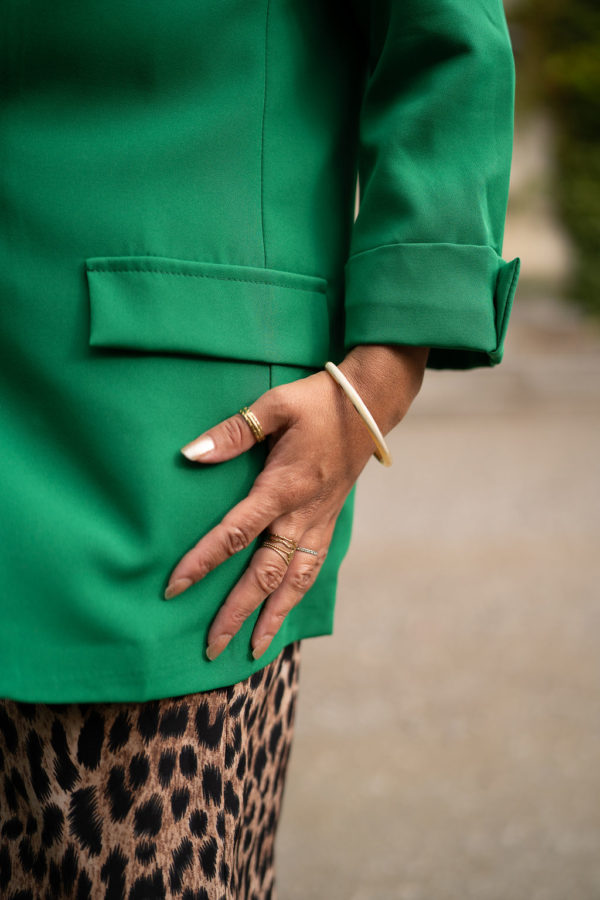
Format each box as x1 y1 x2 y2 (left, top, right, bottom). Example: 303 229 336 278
261 532 298 566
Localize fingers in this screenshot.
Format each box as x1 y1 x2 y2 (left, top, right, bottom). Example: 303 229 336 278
249 524 329 660
205 519 332 662
204 543 295 661
180 390 287 464
163 489 282 599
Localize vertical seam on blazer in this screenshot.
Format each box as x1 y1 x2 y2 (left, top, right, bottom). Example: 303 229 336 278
260 0 271 269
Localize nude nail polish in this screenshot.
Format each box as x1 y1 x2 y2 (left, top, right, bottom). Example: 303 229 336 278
163 577 193 600
252 636 272 660
181 436 215 461
206 633 232 661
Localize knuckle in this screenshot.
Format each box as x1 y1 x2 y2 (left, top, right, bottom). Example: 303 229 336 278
253 562 285 595
252 475 292 516
286 485 306 510
270 609 289 627
298 498 321 521
223 523 252 556
288 566 314 593
248 477 276 511
272 470 305 511
267 386 290 419
227 606 253 629
189 557 211 580
222 414 248 447
313 459 331 488
280 472 332 516
265 384 282 406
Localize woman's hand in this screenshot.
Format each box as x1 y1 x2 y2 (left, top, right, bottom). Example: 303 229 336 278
164 344 429 661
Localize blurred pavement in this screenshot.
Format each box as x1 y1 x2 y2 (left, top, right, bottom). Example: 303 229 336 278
276 115 600 899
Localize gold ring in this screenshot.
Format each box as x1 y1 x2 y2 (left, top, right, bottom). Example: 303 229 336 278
261 532 298 566
238 406 265 443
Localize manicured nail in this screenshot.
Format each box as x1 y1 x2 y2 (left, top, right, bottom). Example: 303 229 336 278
206 634 232 661
181 436 215 461
164 577 193 600
252 636 272 660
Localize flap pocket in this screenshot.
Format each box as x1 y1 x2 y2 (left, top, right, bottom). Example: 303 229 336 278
86 256 330 368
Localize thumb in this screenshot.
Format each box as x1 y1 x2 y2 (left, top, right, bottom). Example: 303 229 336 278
180 397 281 464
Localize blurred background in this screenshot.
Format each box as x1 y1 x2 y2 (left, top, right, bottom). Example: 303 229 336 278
277 2 600 898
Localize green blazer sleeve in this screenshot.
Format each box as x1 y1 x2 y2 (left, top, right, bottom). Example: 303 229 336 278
344 0 521 369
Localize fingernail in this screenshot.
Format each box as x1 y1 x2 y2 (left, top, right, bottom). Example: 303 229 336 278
252 636 272 660
181 436 215 461
206 634 232 661
164 577 193 600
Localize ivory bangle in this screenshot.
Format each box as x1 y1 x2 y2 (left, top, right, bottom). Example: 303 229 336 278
324 361 393 467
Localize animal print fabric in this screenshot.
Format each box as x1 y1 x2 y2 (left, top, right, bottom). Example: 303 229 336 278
0 640 301 900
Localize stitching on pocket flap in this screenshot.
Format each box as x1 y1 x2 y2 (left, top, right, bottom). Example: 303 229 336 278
86 256 330 368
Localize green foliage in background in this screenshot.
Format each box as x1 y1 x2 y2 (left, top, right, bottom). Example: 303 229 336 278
513 0 600 311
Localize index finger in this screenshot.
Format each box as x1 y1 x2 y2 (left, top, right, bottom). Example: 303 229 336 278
163 486 282 599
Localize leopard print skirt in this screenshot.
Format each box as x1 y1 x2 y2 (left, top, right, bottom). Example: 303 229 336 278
0 640 301 900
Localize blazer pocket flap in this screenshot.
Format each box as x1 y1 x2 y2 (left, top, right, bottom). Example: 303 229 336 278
85 256 330 368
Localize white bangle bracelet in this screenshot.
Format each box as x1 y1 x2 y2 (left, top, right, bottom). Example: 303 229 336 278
324 361 393 467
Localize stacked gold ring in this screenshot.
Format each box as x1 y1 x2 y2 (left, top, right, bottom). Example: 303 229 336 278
261 532 298 566
238 406 265 443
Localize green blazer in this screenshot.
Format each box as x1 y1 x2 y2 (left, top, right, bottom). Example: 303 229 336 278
0 0 520 701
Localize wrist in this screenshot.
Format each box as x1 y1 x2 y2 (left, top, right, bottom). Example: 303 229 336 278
337 344 429 434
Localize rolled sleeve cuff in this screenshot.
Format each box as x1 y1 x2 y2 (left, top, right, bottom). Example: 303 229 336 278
343 243 521 369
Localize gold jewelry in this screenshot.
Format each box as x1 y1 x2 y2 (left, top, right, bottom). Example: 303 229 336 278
238 406 265 443
261 532 298 566
324 361 393 467
297 546 318 557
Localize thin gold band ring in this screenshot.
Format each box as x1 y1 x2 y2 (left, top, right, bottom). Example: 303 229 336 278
238 406 265 443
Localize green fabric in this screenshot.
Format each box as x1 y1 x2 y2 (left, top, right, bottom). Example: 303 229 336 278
0 0 519 701
345 245 521 368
